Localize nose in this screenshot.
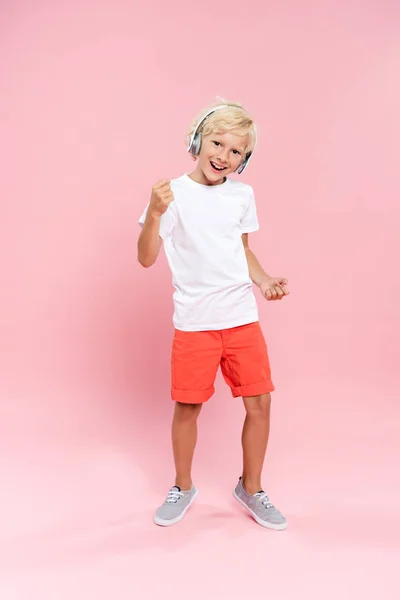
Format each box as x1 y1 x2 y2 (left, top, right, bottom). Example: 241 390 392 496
216 149 229 164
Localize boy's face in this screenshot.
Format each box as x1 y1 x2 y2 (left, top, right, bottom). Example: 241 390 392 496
192 130 249 185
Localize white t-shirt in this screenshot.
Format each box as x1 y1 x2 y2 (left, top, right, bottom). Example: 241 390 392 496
138 173 260 331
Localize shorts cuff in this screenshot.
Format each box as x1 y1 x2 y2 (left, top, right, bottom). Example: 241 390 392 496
231 380 275 398
172 386 214 403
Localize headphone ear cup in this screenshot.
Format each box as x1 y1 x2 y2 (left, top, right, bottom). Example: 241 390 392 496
236 151 252 174
191 132 202 157
236 157 247 174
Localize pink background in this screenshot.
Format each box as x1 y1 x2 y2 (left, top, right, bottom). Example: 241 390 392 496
1 0 399 598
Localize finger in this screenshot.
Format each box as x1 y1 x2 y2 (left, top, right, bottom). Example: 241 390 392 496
155 180 171 190
163 192 175 203
273 285 286 300
270 287 278 300
278 280 290 294
265 288 272 301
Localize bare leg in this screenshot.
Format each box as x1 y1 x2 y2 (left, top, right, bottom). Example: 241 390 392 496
172 402 202 491
241 393 271 495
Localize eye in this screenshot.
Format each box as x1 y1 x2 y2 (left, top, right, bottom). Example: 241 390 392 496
213 141 221 146
232 150 240 155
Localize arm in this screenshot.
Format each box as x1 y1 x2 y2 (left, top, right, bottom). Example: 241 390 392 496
137 213 162 268
242 233 289 300
137 180 174 268
242 233 271 286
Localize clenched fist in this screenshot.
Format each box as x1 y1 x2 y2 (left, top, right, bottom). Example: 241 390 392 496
260 277 290 301
149 180 175 217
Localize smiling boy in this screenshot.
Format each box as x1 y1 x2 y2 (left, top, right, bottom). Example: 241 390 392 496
137 98 289 529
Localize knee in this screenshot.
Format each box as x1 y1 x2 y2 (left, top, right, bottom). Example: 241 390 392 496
174 402 202 422
245 393 271 419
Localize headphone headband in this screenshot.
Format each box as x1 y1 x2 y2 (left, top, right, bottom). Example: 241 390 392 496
187 104 257 175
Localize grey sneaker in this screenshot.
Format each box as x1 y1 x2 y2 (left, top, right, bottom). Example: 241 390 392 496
233 477 287 530
154 485 198 527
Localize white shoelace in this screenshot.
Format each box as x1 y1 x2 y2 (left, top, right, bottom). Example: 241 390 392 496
255 492 274 509
166 488 184 504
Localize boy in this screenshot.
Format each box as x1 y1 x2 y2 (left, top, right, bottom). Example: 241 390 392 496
137 98 289 530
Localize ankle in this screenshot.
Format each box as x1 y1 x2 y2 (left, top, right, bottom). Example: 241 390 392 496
241 476 262 496
175 478 192 491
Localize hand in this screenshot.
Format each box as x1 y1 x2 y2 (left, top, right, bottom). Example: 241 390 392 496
149 180 175 217
260 277 290 301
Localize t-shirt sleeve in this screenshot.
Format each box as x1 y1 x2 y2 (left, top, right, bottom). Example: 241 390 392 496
240 186 259 233
138 203 176 240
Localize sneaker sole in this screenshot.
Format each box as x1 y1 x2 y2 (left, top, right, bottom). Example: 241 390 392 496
154 488 198 527
233 489 288 531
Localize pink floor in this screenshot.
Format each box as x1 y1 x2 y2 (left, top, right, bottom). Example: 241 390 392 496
1 378 398 599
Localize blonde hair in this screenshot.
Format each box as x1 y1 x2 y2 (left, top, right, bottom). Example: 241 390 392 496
186 96 256 154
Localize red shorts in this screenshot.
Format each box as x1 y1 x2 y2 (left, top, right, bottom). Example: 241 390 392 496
171 322 275 403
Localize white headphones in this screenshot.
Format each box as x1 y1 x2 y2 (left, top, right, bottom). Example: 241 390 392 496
187 104 257 175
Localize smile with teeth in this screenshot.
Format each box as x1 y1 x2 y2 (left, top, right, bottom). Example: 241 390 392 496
210 161 226 171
